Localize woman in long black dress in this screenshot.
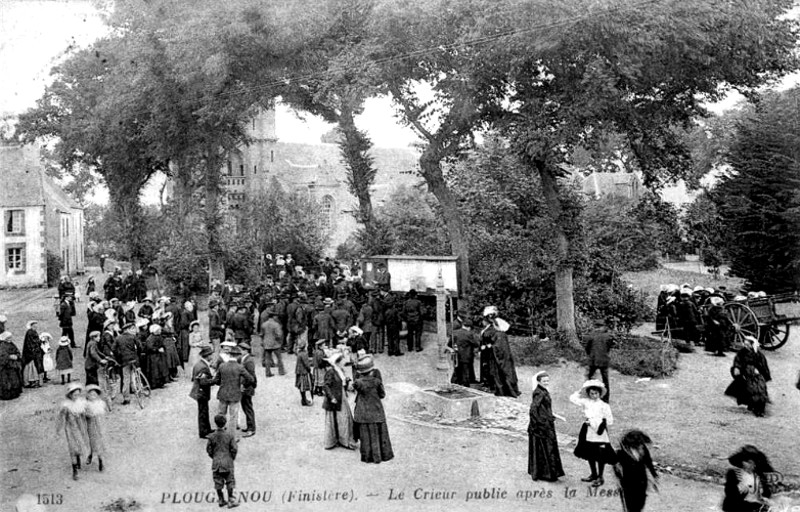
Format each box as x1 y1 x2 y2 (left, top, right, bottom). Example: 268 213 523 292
0 331 23 400
353 355 394 464
724 336 771 416
527 371 565 481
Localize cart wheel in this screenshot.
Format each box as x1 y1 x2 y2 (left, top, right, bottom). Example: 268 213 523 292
724 303 759 348
761 324 790 351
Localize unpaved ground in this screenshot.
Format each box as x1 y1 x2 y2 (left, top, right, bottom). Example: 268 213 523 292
2 271 800 512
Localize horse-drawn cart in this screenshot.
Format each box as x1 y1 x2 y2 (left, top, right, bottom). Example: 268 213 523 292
722 292 800 350
656 291 800 351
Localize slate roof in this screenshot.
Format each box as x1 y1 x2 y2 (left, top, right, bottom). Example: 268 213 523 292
0 143 82 210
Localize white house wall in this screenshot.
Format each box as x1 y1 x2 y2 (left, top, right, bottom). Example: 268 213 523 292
1 206 46 287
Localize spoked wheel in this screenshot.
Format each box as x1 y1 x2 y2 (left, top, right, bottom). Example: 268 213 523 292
761 323 790 351
139 372 151 397
724 303 760 348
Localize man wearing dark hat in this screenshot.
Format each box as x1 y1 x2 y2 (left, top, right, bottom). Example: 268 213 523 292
260 309 285 377
112 322 139 405
84 331 106 386
58 294 77 348
208 299 225 354
274 294 289 351
190 345 215 438
450 317 478 385
286 295 304 355
210 346 254 440
312 298 335 345
238 343 257 437
403 289 424 352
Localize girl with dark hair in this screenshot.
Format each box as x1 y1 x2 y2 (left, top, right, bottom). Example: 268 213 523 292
722 445 773 512
614 430 658 512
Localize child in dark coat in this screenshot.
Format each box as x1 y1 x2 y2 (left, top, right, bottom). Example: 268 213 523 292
614 430 658 512
295 337 312 406
207 414 239 508
55 336 74 384
312 340 328 397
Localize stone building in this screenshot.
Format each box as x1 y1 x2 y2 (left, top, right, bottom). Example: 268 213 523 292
223 110 422 254
0 143 85 288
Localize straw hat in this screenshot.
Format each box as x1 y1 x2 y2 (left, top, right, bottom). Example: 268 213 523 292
348 325 363 337
580 379 607 398
26 320 38 330
355 355 374 374
65 382 83 397
149 324 162 335
58 336 71 346
0 332 12 342
84 384 102 396
189 320 200 330
324 352 344 366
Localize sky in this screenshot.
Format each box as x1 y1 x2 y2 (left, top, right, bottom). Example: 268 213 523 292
2 0 799 205
0 0 420 204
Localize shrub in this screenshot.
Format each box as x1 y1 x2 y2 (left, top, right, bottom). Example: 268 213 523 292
509 332 678 378
611 334 679 378
46 251 63 287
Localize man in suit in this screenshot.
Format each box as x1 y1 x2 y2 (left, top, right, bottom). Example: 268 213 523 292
190 346 215 438
403 289 424 352
260 309 285 377
112 322 140 406
238 343 257 437
450 317 479 386
211 346 253 439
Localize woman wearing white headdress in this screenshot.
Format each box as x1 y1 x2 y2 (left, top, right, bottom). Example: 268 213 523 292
480 306 520 398
724 336 771 417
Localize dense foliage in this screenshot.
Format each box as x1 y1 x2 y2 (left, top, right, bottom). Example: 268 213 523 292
715 88 800 293
46 252 63 288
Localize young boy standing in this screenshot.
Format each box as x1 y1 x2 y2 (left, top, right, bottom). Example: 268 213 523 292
207 414 239 508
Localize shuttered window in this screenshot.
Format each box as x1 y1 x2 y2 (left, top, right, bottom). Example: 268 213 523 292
4 210 25 235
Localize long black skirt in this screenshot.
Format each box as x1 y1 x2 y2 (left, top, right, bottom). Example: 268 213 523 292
573 423 617 464
528 431 565 481
356 422 394 464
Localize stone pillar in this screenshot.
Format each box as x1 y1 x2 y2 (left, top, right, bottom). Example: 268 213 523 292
435 270 449 371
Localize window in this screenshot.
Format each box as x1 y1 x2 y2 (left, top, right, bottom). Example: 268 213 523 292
254 165 257 174
270 150 274 163
321 195 334 232
6 244 25 272
5 210 24 235
239 165 245 177
226 161 232 175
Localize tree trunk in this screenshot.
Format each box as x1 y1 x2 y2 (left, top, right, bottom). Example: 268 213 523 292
338 104 376 231
536 160 578 344
107 175 143 271
420 150 470 295
204 150 225 287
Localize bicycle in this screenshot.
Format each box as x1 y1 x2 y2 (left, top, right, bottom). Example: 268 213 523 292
131 366 151 409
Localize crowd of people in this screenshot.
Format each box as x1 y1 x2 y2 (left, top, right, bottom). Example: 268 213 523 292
2 265 798 511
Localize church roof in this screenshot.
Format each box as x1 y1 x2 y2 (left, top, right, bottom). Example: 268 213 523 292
0 143 82 210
